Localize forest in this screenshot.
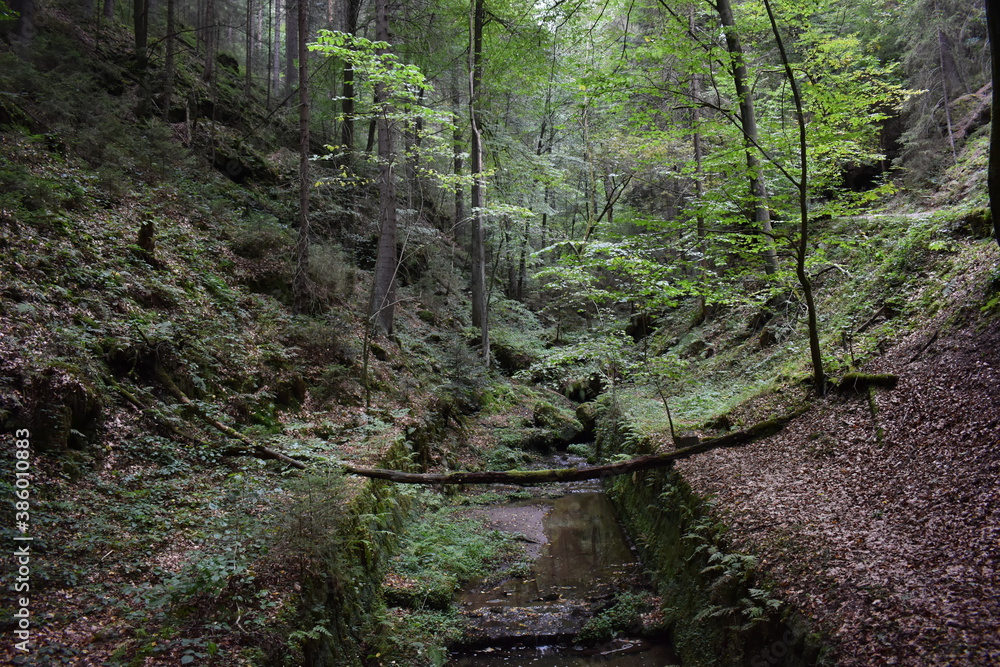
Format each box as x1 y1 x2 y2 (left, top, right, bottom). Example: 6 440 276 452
0 0 998 664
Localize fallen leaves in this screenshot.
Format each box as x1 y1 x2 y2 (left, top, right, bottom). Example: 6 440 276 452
676 318 1000 665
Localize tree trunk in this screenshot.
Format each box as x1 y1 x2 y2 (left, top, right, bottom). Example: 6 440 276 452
763 0 825 393
452 75 466 243
202 0 215 81
284 0 298 100
133 0 149 114
340 0 361 154
369 0 398 335
988 1 1000 249
715 0 778 276
469 0 489 362
163 0 175 120
270 0 281 104
343 407 807 485
292 0 311 313
937 14 959 164
245 0 253 95
103 0 113 20
691 9 710 321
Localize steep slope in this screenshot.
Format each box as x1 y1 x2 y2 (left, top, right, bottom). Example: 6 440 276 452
678 282 1000 665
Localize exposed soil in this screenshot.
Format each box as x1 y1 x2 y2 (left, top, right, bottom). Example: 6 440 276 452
676 289 1000 664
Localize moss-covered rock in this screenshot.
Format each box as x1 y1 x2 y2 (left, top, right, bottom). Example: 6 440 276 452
532 399 583 447
575 401 598 440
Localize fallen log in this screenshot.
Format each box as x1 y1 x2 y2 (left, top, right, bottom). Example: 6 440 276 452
343 405 808 485
835 372 899 393
155 366 308 470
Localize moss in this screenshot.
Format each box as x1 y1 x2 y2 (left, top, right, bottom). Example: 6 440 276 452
287 436 416 667
599 408 824 667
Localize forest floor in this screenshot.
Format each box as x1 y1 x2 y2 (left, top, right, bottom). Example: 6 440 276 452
674 247 1000 665
2 9 999 664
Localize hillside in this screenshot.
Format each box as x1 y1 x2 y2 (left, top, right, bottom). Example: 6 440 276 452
2 2 1000 666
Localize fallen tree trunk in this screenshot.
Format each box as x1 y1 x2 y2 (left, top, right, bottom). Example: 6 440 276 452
343 406 807 485
155 366 308 470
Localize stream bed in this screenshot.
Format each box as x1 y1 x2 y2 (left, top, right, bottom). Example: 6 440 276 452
447 472 679 666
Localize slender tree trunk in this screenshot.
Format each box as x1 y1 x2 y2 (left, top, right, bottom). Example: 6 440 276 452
763 0 824 393
293 0 311 312
716 0 778 276
284 0 298 100
452 76 466 244
936 7 959 165
691 9 710 321
245 0 254 95
469 0 489 362
163 0 175 119
369 0 398 335
202 0 215 81
103 0 113 20
340 0 361 154
366 100 377 153
270 0 281 103
539 34 557 250
988 0 1000 250
581 103 598 241
133 0 150 115
196 0 204 53
341 64 356 149
516 214 529 300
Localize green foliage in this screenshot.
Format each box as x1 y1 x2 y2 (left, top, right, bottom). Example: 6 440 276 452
379 493 526 664
379 608 464 667
489 299 547 373
0 161 87 224
578 591 652 642
521 328 631 394
485 444 533 470
0 0 18 20
387 499 519 599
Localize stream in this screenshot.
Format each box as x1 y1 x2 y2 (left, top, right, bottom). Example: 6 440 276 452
446 461 679 666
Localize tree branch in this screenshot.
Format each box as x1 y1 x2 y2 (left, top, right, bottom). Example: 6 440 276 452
154 366 307 469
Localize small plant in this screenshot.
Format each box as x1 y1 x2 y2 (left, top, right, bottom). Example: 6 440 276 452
578 591 652 642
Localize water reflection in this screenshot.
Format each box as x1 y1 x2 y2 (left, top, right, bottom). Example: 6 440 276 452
450 492 678 666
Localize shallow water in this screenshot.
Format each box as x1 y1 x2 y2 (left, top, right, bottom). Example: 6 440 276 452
448 641 679 666
449 491 679 666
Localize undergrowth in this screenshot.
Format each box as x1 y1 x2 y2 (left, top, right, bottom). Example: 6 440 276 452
378 490 528 666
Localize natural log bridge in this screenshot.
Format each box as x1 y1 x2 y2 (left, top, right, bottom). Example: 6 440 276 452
342 406 807 485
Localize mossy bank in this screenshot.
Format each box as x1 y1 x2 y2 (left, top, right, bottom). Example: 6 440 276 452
597 405 830 666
